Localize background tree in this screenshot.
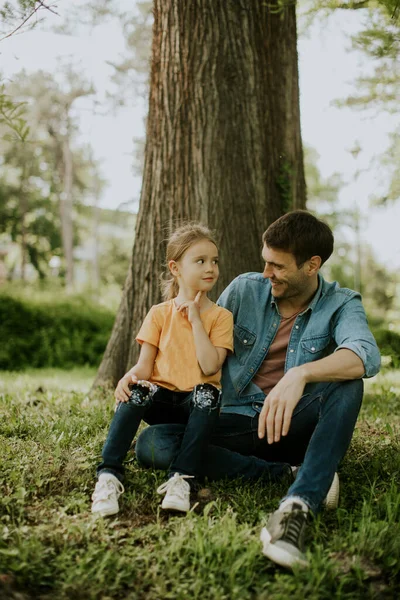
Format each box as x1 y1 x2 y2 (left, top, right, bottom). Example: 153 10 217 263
0 69 99 282
305 145 397 319
302 0 400 206
94 0 306 389
0 0 55 41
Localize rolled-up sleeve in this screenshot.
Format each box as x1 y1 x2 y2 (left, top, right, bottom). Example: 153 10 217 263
333 297 381 378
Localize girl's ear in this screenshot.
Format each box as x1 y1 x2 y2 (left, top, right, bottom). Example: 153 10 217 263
168 259 179 276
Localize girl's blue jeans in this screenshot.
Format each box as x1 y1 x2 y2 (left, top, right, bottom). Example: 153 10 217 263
97 383 221 483
135 379 363 513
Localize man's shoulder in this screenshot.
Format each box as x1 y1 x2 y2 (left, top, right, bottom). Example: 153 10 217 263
230 272 270 289
320 277 361 301
210 303 234 322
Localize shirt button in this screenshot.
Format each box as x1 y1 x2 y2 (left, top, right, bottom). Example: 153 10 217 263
273 323 277 327
311 346 315 351
295 325 299 330
289 349 294 353
250 368 254 373
243 339 247 344
262 347 266 352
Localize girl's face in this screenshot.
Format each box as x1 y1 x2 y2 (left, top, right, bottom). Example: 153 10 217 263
169 239 219 294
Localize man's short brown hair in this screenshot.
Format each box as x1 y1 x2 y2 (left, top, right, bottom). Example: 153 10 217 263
262 210 334 267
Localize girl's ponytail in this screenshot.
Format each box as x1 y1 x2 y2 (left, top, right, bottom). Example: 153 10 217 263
160 271 180 301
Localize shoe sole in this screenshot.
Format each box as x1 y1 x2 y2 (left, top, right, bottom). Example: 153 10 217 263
324 472 339 509
260 528 308 569
91 506 119 517
161 500 189 512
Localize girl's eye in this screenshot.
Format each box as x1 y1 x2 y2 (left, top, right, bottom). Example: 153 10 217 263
213 260 219 265
197 259 204 264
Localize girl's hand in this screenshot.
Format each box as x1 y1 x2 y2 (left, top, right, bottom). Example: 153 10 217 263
176 291 203 324
115 372 138 404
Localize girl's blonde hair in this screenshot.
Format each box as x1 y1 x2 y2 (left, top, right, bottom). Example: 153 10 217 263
160 222 218 300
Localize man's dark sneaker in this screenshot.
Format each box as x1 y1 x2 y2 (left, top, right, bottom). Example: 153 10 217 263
260 501 309 568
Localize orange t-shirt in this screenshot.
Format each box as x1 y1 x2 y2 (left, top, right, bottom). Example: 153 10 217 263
136 300 234 392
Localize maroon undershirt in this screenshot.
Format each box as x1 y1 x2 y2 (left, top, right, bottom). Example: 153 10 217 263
252 312 298 396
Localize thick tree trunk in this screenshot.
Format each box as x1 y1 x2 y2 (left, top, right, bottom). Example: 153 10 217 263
93 0 306 391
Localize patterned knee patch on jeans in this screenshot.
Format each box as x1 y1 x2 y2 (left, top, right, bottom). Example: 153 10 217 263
192 384 221 410
128 381 158 406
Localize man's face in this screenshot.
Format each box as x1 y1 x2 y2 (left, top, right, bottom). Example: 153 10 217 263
261 244 310 300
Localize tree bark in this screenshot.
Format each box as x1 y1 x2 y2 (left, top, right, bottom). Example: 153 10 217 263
93 0 306 391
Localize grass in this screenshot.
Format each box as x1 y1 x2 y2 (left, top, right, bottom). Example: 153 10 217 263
0 368 399 599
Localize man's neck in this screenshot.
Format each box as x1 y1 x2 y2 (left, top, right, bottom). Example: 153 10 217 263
277 281 319 318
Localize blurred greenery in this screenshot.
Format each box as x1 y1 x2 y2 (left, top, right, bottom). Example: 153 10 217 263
0 292 115 370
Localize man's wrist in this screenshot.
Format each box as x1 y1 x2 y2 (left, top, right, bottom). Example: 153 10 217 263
296 363 312 384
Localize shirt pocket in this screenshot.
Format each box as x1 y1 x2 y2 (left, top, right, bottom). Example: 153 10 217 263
234 324 257 365
300 334 331 361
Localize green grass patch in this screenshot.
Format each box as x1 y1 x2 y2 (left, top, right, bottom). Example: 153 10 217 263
0 368 399 599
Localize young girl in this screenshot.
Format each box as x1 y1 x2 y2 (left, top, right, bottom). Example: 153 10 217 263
91 223 233 516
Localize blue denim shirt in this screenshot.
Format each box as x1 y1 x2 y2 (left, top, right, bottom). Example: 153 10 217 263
217 272 381 417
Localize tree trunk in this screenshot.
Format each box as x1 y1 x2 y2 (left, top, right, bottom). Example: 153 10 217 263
93 0 306 391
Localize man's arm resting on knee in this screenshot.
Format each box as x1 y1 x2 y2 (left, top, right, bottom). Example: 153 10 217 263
298 348 365 383
258 349 365 445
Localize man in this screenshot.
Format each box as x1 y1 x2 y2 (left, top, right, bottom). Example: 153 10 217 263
135 210 380 568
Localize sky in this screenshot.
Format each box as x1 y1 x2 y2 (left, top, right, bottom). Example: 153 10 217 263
1 0 399 269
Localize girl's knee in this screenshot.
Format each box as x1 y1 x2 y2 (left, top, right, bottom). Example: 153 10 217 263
127 382 157 407
192 384 221 410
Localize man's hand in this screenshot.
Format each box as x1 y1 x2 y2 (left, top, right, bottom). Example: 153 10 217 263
176 291 203 324
258 367 307 444
115 372 139 404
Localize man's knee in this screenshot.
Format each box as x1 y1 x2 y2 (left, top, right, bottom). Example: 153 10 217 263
192 383 221 410
343 378 364 405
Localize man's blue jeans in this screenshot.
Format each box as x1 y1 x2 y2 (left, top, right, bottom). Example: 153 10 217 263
135 380 363 513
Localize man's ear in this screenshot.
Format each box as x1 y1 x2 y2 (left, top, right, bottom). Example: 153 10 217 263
168 259 179 276
307 255 321 275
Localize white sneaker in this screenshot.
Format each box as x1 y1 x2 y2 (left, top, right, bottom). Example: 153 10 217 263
156 473 193 512
91 473 124 517
291 467 340 510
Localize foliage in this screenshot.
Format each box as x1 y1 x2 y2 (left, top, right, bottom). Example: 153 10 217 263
372 327 400 367
304 146 397 318
0 85 29 141
0 2 56 137
0 70 102 279
0 367 399 598
300 0 400 206
0 293 114 370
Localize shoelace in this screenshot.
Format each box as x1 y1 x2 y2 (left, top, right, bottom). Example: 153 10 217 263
282 510 307 547
156 473 193 499
92 478 124 501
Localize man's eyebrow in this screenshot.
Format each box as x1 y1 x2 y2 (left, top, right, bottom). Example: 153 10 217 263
262 256 285 268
